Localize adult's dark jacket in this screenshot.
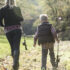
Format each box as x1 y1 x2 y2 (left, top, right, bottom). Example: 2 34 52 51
0 5 23 27
38 22 55 45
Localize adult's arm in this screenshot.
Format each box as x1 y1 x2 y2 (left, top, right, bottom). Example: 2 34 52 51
13 7 24 22
0 8 4 27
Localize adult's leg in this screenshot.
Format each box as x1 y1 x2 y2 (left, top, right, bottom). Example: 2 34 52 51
41 44 48 70
6 29 22 70
12 29 22 70
6 32 14 57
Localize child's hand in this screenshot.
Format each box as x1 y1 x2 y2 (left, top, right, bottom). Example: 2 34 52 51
33 43 36 47
57 39 60 43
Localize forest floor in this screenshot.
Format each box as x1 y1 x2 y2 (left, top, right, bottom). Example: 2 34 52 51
0 36 70 70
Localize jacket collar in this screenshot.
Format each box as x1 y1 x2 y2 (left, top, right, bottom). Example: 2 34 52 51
41 22 49 25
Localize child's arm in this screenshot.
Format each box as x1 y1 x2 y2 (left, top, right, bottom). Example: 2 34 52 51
33 27 38 47
51 26 59 43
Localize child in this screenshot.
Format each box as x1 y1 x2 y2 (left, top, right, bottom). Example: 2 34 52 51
33 14 59 70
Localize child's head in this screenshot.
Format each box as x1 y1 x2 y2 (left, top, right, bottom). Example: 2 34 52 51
40 14 48 23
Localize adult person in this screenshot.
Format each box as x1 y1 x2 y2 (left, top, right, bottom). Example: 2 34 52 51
0 0 23 70
33 14 59 70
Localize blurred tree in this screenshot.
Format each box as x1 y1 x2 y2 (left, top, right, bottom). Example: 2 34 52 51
38 0 70 40
1 0 70 37
16 0 41 35
16 0 40 19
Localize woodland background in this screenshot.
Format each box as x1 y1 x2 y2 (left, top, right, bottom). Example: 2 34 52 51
0 0 70 40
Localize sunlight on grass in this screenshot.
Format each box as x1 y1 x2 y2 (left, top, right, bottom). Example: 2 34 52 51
0 35 34 58
0 35 70 70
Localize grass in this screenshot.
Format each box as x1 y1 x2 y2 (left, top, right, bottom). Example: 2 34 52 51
0 35 10 58
0 35 70 70
0 35 34 58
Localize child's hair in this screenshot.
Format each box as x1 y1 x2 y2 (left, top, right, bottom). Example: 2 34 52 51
40 14 48 21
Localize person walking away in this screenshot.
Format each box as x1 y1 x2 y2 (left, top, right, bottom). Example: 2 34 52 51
33 14 59 70
0 0 24 70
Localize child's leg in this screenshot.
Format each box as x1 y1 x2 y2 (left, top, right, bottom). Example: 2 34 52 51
41 45 48 70
49 46 56 67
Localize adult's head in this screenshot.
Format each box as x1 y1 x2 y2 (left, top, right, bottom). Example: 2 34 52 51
40 14 48 23
5 0 16 7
